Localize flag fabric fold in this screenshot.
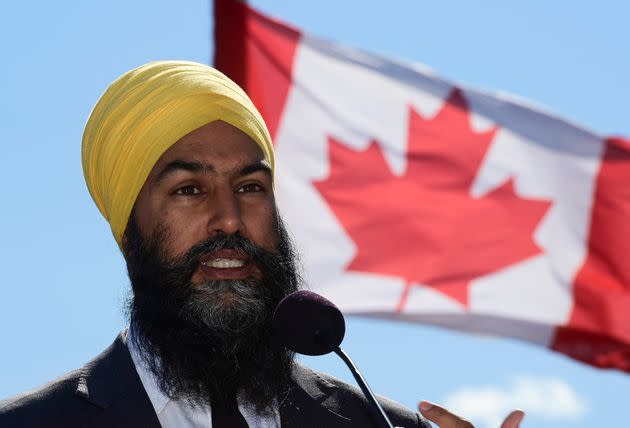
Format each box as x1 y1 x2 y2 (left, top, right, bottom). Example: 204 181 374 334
213 0 630 373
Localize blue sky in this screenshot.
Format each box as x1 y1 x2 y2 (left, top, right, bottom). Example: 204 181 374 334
1 1 628 427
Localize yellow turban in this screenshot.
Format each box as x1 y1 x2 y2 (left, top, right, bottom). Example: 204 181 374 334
82 60 274 249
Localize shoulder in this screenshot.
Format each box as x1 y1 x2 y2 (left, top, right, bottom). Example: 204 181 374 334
0 368 94 427
0 333 131 427
291 364 431 428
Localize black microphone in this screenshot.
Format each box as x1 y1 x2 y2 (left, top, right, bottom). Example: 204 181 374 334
273 290 395 428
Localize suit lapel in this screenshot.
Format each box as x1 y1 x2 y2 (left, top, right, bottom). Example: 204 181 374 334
74 336 353 427
76 332 161 428
280 364 351 428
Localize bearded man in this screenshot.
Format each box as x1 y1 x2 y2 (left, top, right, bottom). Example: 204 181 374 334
0 61 522 428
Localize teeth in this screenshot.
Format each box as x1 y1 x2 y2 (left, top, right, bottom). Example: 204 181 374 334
202 258 246 269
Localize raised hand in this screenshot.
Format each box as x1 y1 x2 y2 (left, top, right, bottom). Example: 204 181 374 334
418 401 524 428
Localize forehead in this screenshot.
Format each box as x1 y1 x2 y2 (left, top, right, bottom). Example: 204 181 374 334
150 120 266 175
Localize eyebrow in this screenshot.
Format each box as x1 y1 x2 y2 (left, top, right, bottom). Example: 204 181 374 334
239 161 272 178
155 160 212 183
155 159 272 183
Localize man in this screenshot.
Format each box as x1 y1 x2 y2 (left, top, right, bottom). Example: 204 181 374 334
0 61 523 428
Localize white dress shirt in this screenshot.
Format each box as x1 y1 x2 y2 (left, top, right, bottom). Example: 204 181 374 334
127 327 280 428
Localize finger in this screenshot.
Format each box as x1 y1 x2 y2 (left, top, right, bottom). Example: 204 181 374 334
418 401 474 428
500 410 525 428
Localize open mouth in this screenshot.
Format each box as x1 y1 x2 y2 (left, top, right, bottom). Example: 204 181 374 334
201 258 247 269
198 249 255 280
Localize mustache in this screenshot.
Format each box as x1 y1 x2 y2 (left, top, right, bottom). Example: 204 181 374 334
162 233 276 283
176 233 260 264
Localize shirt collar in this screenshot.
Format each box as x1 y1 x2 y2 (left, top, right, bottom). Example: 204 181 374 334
127 324 171 415
126 324 282 427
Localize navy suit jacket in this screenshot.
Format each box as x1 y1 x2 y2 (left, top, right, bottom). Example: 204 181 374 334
0 333 430 427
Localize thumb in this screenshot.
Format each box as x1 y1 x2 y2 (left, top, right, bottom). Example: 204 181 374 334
418 401 474 427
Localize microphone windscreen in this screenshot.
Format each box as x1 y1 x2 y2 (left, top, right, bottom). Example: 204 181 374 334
273 290 346 356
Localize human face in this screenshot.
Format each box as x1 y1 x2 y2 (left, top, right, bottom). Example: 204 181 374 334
132 120 277 285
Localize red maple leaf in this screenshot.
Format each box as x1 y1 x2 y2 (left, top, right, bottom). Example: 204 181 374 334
313 89 552 309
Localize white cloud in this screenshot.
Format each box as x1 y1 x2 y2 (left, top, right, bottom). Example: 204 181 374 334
443 375 587 428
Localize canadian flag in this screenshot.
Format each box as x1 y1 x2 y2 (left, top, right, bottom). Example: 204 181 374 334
214 0 630 372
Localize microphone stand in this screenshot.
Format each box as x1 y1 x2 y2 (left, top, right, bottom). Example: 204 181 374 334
333 346 394 428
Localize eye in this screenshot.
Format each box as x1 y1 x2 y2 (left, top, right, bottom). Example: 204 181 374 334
175 185 201 196
237 183 264 193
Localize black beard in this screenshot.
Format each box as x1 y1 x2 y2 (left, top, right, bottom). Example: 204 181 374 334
122 213 300 412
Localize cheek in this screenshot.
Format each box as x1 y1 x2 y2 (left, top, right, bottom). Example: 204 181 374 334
244 205 279 251
157 212 209 258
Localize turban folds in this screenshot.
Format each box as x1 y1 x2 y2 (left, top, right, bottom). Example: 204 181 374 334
82 60 274 249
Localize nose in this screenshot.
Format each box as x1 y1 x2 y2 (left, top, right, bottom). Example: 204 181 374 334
206 188 245 236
